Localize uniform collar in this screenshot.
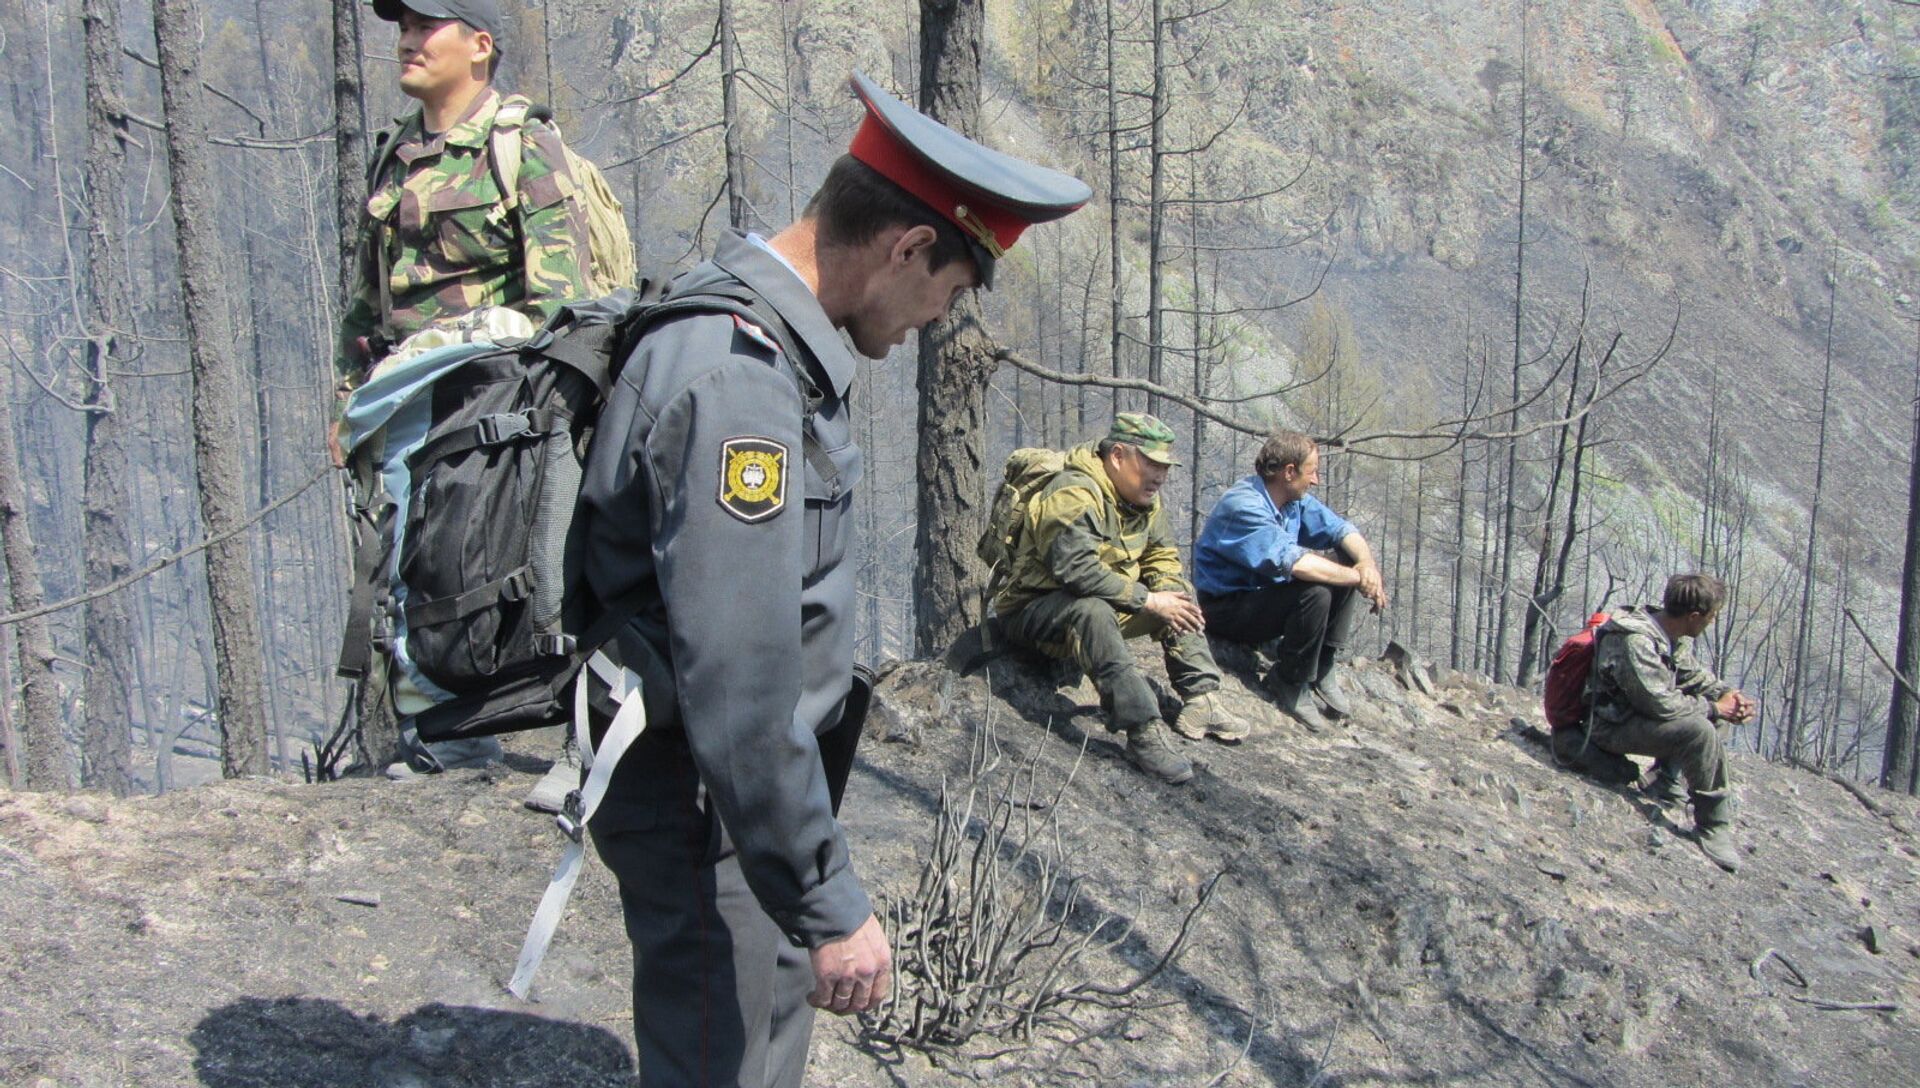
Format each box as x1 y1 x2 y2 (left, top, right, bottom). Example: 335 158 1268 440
711 229 857 399
442 87 505 149
391 87 501 157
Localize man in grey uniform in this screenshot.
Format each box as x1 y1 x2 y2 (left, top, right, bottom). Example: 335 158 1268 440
576 73 1088 1087
1579 573 1757 872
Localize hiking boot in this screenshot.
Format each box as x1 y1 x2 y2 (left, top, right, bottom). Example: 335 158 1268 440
1171 691 1250 743
1124 720 1195 784
1644 762 1687 808
1266 671 1330 732
1691 790 1740 873
1313 665 1354 718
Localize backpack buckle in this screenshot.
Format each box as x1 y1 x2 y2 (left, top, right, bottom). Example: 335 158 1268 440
502 567 534 602
555 789 585 843
535 633 576 656
477 412 531 446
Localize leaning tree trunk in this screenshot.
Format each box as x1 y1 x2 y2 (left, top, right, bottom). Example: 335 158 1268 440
332 0 367 300
0 380 68 790
331 0 399 770
151 0 272 777
911 0 997 658
1884 328 1920 795
80 0 137 795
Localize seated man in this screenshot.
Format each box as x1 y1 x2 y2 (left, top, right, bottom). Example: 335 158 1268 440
1193 432 1388 730
1569 573 1756 872
994 414 1243 784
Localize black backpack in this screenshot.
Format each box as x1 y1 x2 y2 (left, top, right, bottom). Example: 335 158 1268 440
335 281 810 744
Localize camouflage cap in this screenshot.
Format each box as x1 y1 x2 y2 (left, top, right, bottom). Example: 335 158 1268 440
1108 412 1180 466
370 0 503 37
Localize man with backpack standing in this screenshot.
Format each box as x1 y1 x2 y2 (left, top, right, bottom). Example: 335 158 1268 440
334 0 594 425
1574 574 1757 872
1192 432 1389 731
575 74 1088 1087
334 0 594 773
990 414 1243 785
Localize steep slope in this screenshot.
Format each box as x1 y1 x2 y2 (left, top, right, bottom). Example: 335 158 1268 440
2 646 1915 1086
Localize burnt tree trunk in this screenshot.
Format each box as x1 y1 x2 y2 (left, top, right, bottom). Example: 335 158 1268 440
151 0 272 777
80 0 137 794
720 0 748 230
333 0 367 301
0 377 67 790
912 0 997 658
1884 323 1920 795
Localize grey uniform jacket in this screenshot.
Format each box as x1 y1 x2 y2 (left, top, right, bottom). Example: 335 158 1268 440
576 229 871 949
1588 605 1733 725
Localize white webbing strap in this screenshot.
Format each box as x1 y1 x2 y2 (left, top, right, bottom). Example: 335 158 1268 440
507 649 647 999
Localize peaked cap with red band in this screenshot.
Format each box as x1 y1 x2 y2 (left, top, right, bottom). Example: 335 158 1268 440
847 72 1091 289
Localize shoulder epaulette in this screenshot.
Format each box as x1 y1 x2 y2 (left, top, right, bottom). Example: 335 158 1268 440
732 314 784 358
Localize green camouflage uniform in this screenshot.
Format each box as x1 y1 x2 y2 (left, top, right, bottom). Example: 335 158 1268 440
1567 605 1735 793
335 88 591 383
995 443 1221 732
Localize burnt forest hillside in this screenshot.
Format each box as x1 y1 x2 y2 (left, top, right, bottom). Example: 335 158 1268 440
1 5 1916 793
3 650 1916 1086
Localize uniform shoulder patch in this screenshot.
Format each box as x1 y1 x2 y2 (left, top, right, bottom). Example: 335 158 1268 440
718 436 788 522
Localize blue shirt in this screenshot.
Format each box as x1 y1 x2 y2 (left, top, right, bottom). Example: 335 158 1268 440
1192 475 1354 596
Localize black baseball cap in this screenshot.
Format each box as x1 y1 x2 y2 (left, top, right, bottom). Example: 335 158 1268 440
370 0 503 38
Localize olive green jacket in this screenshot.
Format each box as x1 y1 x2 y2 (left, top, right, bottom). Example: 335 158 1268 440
993 444 1190 617
1589 605 1734 724
335 88 591 381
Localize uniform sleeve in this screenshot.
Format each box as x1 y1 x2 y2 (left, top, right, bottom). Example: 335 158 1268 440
1296 495 1357 553
643 347 870 947
1139 506 1189 593
1672 641 1733 703
1030 483 1149 611
1600 631 1714 721
513 123 594 320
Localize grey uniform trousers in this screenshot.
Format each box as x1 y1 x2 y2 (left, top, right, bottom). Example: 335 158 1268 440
590 727 815 1088
1586 708 1730 795
1001 590 1222 732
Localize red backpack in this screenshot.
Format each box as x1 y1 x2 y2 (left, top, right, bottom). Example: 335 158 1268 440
1543 612 1611 733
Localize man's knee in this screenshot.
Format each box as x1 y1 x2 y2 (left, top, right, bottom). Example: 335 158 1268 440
1293 583 1333 626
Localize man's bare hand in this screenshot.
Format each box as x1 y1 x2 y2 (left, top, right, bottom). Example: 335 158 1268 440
1717 691 1757 724
1713 691 1756 724
1143 590 1205 635
808 913 891 1016
1354 561 1390 612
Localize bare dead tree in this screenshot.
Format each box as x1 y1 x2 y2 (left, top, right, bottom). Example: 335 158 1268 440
150 0 272 776
912 0 1001 658
1782 261 1838 762
0 369 67 790
80 0 137 794
1884 312 1920 795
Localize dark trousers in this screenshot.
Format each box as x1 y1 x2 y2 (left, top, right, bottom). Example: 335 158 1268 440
1200 579 1362 684
1001 591 1222 732
590 729 815 1088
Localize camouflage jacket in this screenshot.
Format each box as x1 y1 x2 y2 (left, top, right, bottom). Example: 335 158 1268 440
334 88 591 383
1589 605 1734 724
994 443 1190 617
